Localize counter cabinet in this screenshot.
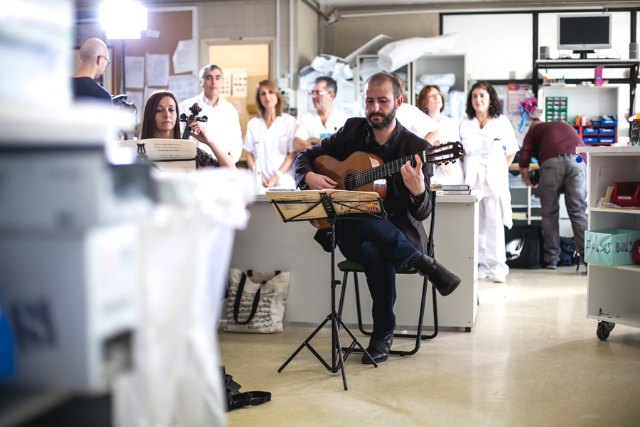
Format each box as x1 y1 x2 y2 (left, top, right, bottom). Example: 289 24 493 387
229 193 479 331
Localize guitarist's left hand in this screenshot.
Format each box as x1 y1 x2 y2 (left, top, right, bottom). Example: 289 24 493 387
400 154 426 197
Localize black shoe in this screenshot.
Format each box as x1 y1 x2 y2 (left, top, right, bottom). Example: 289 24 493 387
414 254 461 296
362 332 393 364
313 228 335 253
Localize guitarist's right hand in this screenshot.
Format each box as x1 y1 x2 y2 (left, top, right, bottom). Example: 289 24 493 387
304 171 336 190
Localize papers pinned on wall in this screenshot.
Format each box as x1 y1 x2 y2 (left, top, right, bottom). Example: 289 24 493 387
173 39 197 74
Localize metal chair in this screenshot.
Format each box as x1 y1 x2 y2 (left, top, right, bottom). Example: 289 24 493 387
336 191 439 356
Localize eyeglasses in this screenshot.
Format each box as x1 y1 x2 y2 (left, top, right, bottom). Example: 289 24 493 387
308 90 331 96
99 55 112 67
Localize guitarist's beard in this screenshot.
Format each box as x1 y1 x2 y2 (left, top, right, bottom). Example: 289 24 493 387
366 108 396 130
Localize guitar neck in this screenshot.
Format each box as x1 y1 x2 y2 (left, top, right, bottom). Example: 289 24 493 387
338 142 462 191
346 153 421 189
354 155 425 188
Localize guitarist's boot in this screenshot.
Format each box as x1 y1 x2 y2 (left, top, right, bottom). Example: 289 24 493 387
414 255 461 297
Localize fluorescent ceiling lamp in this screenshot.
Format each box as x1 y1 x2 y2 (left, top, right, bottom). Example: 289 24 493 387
99 0 147 40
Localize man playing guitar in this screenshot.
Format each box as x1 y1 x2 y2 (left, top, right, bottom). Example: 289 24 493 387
294 72 461 365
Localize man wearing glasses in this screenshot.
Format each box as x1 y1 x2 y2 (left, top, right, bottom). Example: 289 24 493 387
294 76 349 152
72 38 113 104
179 64 243 163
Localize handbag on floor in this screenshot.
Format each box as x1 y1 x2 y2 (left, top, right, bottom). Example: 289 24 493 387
505 225 543 269
222 366 271 411
225 268 290 333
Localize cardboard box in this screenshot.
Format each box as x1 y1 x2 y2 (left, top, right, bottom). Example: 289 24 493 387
585 228 640 266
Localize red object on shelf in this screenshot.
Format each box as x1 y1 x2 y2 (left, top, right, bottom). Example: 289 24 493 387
611 182 640 207
633 240 640 265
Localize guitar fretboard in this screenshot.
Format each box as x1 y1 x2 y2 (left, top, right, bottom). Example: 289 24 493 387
342 144 458 190
344 155 414 190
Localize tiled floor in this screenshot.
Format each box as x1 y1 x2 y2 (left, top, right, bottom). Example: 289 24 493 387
220 267 640 427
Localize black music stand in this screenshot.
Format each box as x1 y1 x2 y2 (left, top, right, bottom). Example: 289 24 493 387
267 189 386 390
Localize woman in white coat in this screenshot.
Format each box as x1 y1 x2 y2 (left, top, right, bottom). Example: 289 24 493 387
417 85 464 185
459 82 519 283
244 80 297 189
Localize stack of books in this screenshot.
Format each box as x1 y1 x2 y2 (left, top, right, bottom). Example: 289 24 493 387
432 184 472 195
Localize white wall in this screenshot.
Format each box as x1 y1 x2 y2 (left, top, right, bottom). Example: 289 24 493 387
442 13 533 81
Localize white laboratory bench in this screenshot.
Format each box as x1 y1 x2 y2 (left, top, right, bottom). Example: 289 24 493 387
229 193 479 331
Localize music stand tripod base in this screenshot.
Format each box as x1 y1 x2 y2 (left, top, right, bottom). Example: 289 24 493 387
268 190 385 390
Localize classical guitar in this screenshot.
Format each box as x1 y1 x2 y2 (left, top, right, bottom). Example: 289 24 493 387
312 141 464 199
310 141 464 228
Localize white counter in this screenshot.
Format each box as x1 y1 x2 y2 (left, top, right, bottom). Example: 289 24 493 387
229 193 478 330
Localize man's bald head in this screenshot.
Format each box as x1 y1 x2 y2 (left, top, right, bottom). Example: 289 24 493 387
79 38 108 61
76 38 110 79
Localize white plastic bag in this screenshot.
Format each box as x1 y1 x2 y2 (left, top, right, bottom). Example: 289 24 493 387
377 33 458 72
113 170 253 427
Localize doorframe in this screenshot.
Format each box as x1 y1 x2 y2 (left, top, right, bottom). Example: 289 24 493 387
199 37 276 80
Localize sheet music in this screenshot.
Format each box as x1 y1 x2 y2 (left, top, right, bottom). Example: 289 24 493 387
267 189 382 222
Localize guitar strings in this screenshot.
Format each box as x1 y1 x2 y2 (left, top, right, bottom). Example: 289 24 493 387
335 142 461 190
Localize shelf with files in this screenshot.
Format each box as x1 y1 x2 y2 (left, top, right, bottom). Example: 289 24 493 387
576 146 640 340
534 59 639 129
509 183 542 224
508 163 541 224
574 120 618 146
538 85 622 144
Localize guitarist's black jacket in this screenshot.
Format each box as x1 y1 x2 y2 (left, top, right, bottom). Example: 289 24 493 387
294 117 433 253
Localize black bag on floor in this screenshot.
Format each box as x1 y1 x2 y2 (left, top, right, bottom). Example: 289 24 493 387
222 366 271 411
505 225 543 269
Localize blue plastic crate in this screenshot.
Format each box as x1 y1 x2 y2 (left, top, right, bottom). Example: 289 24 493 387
598 137 615 144
582 128 598 135
583 137 599 143
598 128 616 135
600 115 618 125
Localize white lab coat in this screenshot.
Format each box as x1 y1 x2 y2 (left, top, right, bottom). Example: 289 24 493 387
460 114 519 277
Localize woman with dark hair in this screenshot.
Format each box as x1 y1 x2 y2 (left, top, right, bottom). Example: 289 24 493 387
244 80 297 189
417 85 464 185
140 90 235 168
459 82 518 283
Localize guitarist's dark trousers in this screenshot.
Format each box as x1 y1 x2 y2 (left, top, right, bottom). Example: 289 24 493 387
335 217 423 336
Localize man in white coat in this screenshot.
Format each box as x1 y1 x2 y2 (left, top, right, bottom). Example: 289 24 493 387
180 64 243 163
294 76 349 152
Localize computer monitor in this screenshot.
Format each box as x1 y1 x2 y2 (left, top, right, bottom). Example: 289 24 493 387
557 14 611 59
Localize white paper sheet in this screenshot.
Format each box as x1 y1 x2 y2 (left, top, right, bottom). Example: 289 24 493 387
173 39 197 74
146 54 170 87
169 75 199 102
124 56 145 89
125 91 143 125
